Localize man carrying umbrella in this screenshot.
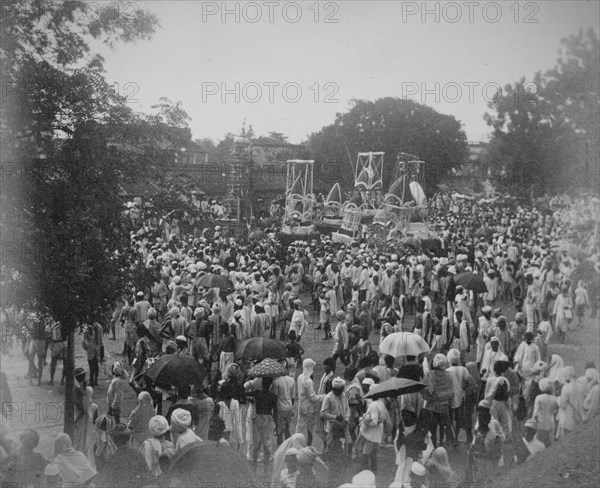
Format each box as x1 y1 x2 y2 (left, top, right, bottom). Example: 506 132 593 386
271 362 296 445
246 377 278 474
357 387 390 473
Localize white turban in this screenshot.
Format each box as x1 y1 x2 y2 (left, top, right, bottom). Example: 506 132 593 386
447 349 461 366
433 353 449 370
148 415 170 437
170 408 191 432
302 358 315 375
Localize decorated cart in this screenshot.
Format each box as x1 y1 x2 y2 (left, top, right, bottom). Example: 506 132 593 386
333 152 384 243
280 160 319 244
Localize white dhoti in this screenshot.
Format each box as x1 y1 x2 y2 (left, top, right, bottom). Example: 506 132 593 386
219 351 234 377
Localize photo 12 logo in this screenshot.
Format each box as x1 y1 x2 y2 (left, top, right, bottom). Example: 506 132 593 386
401 1 540 24
201 1 339 23
1 401 64 424
1 161 27 183
1 320 22 344
201 81 340 104
400 81 539 104
1 241 43 266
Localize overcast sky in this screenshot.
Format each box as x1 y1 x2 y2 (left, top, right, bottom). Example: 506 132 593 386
94 0 599 144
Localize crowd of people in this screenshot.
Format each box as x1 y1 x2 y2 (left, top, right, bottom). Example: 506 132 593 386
1 190 599 488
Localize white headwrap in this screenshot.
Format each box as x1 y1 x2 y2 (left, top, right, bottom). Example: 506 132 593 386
302 358 315 376
446 349 460 366
170 408 192 432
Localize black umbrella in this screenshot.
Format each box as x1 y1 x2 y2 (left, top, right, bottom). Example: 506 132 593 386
144 354 205 389
454 272 487 293
365 378 426 400
165 441 256 487
235 337 287 362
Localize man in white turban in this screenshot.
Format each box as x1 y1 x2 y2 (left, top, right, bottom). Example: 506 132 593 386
320 377 350 449
170 408 201 451
296 359 324 445
358 384 390 473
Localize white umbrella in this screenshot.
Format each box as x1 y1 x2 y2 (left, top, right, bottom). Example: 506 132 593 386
379 332 430 358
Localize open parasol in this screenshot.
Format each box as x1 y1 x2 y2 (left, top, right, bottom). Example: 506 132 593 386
247 358 287 378
365 378 426 400
454 272 487 293
165 441 256 487
379 332 430 358
144 354 205 389
235 337 287 362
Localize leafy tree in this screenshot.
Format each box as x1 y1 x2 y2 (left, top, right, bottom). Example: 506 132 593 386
213 133 236 164
194 138 217 158
484 29 599 194
106 121 197 178
1 0 159 437
148 97 191 128
546 28 599 180
264 132 288 143
307 98 468 193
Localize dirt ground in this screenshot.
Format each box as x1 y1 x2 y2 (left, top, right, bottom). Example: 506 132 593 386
1 296 598 487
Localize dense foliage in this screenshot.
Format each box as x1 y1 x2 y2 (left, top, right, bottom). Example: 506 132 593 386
307 97 469 193
484 29 599 195
0 0 159 436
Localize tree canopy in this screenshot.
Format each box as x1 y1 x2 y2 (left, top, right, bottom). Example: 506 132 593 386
148 97 192 128
483 28 599 194
307 97 469 193
1 0 160 436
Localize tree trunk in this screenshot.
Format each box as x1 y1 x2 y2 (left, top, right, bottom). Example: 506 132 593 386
63 323 75 438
